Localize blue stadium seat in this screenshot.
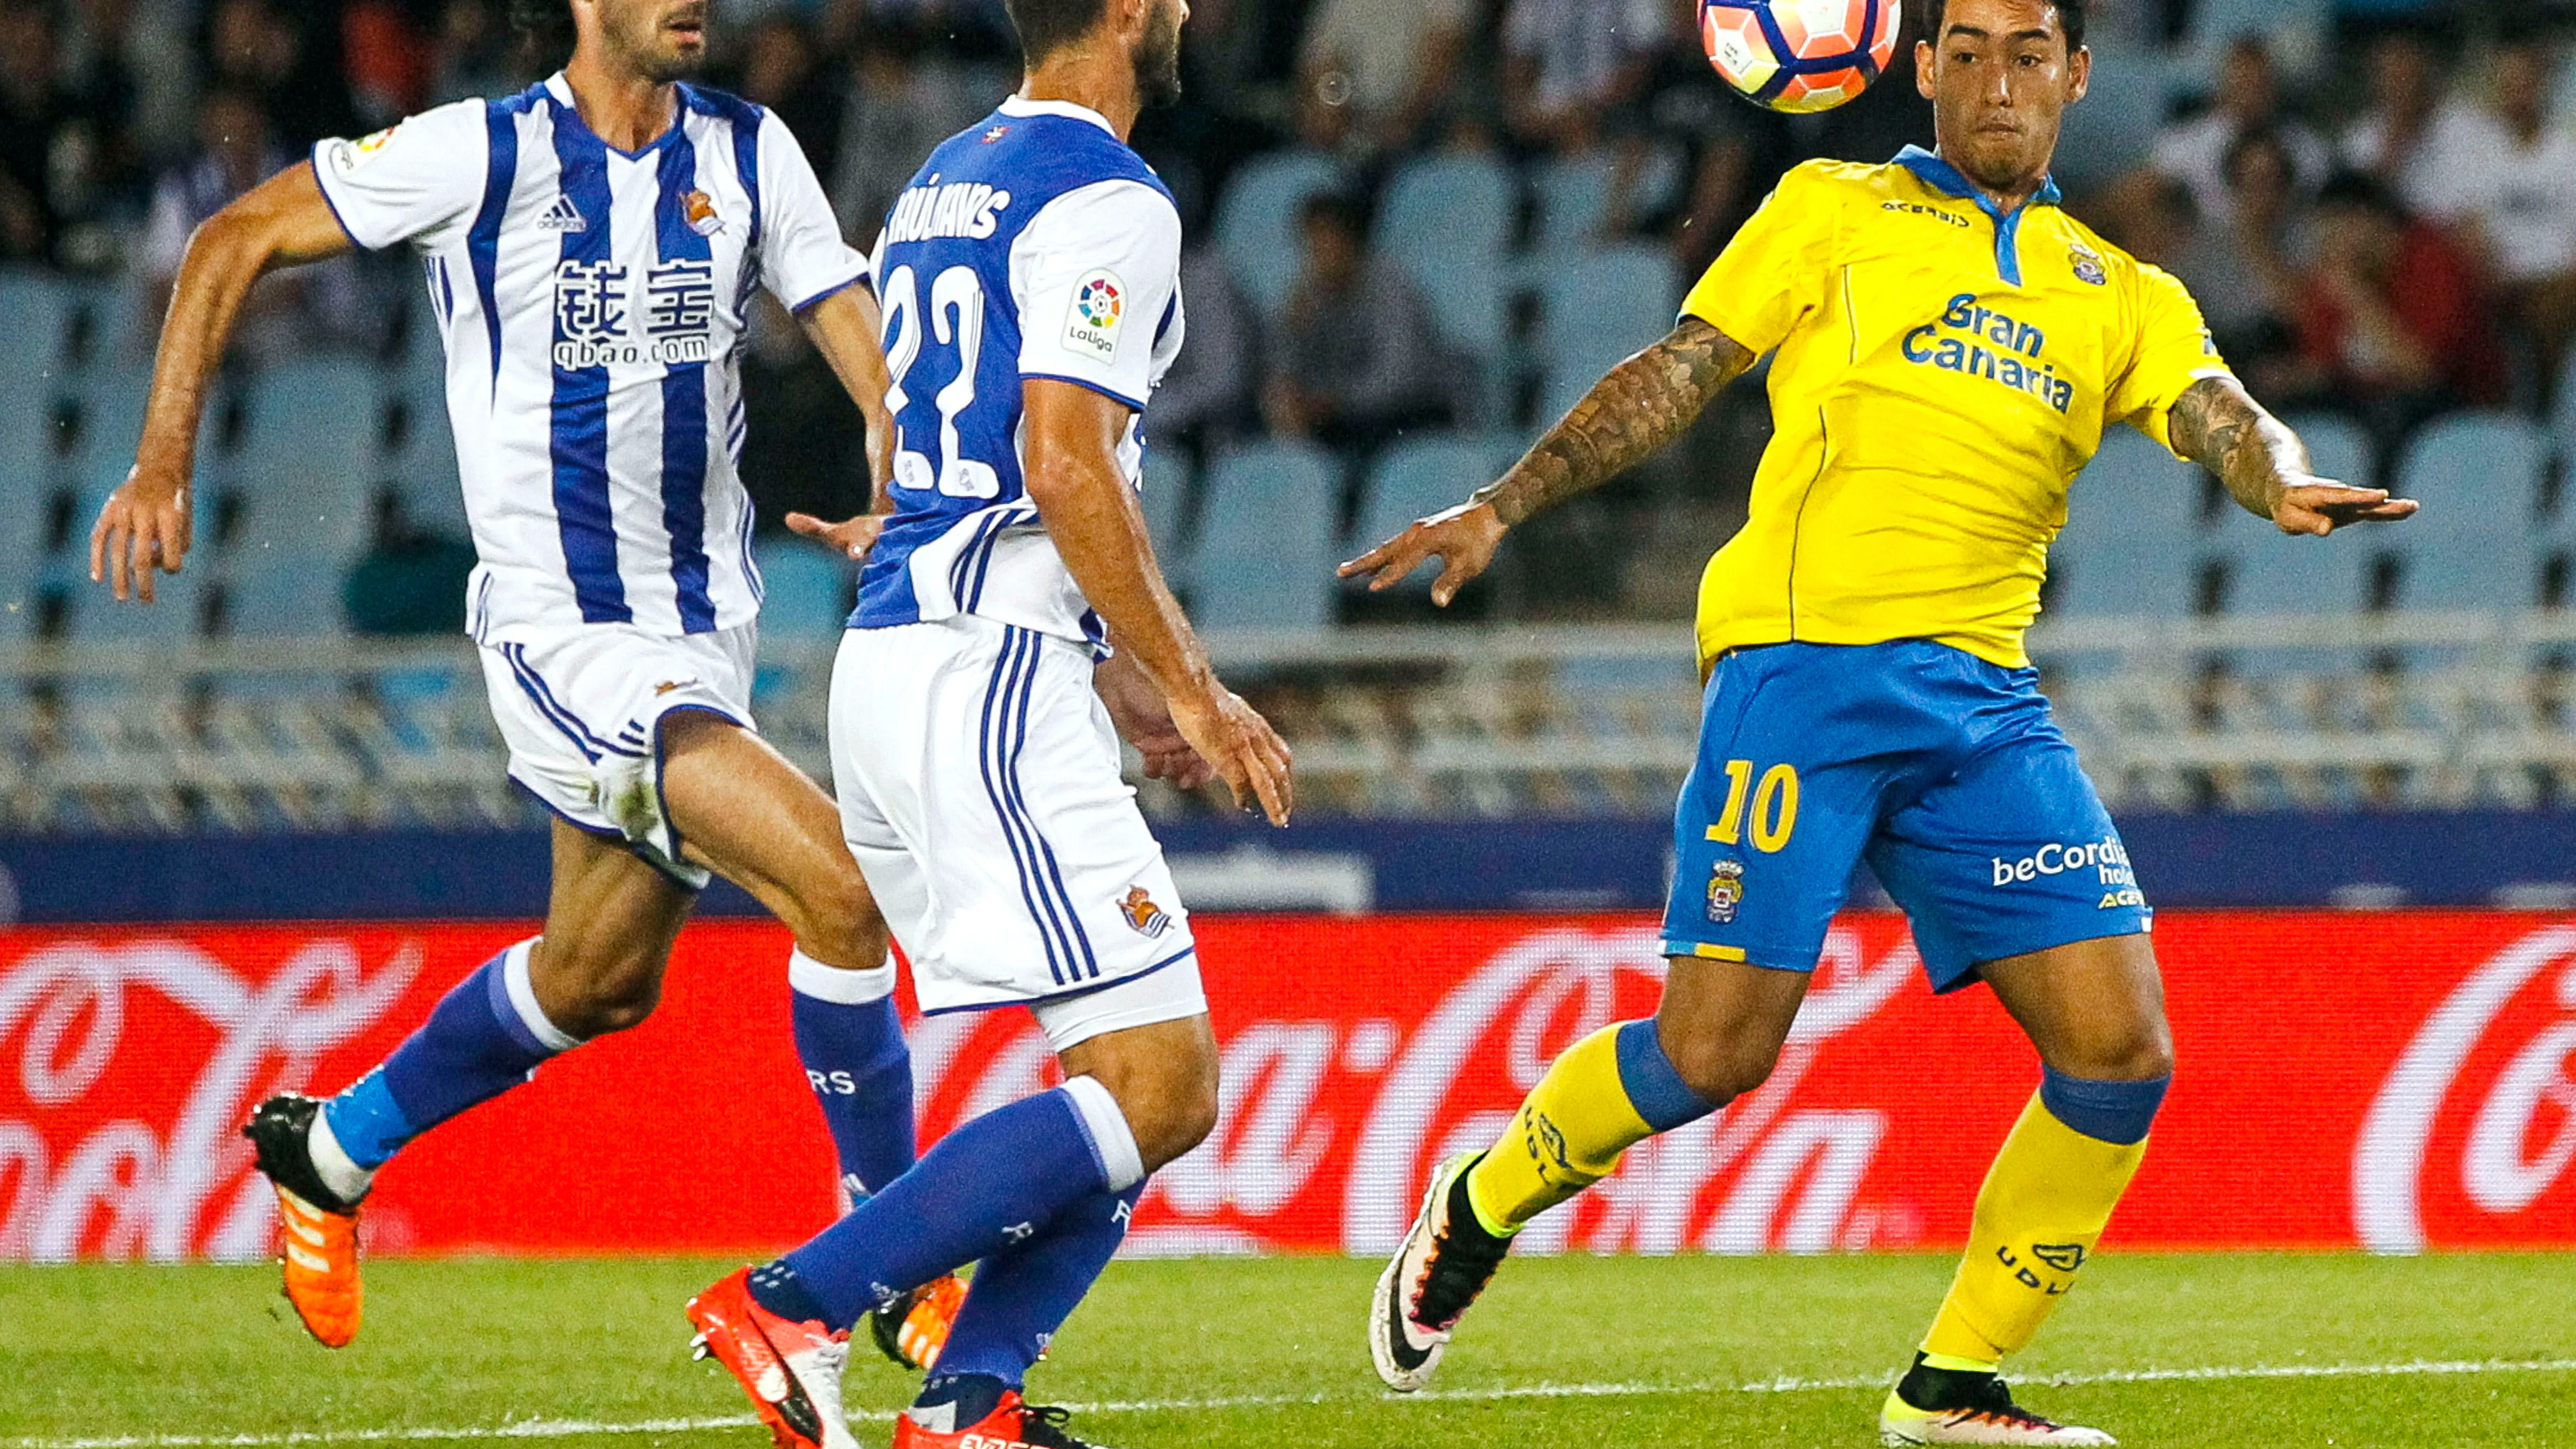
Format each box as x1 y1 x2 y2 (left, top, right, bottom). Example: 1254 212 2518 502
2187 0 2327 52
1410 256 1510 364
63 370 157 552
2551 347 2576 455
1377 154 1516 275
2386 412 2547 610
1351 433 1517 560
232 361 388 568
1529 146 1683 252
2048 427 2203 621
752 540 856 640
1189 441 1339 630
1212 150 1345 319
0 268 78 376
0 362 57 601
1140 446 1195 565
223 556 349 639
385 364 468 542
1537 245 1678 386
2051 42 2169 192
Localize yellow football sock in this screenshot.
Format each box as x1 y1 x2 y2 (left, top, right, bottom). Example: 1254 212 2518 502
1921 1091 2148 1363
1463 1022 1698 1235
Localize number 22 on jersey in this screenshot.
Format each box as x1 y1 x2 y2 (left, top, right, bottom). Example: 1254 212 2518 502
880 263 1001 500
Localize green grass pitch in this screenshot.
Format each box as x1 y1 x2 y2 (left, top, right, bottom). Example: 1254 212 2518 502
5 1253 2573 1447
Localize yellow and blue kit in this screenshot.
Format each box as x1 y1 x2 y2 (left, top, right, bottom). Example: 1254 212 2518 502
1660 146 2232 987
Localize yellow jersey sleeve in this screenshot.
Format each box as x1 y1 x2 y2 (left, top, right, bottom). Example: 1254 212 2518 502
2105 260 2232 457
1680 163 1841 355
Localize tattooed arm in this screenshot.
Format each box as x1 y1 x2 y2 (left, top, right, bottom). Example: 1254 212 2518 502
2165 375 2418 537
1337 317 1756 604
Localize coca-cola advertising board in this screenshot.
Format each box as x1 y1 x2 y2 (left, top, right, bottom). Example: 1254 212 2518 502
3 913 2572 1261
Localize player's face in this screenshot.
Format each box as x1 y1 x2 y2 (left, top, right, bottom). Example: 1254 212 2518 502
1134 0 1185 108
1915 0 2090 196
594 0 709 83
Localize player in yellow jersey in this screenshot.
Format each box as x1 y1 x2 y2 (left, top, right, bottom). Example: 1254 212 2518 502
1345 1 2416 1443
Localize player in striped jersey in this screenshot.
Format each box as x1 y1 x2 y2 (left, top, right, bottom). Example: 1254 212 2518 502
87 0 959 1382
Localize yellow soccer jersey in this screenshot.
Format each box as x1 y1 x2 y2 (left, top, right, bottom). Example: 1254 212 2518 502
1680 145 2232 670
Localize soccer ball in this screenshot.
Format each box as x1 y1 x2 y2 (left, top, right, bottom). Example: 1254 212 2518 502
1700 0 1901 114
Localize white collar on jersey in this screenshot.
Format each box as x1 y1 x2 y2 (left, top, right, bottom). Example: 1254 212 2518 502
997 94 1117 137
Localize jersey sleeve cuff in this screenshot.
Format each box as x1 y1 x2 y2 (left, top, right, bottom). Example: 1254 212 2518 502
1020 371 1148 412
308 145 376 252
788 268 873 315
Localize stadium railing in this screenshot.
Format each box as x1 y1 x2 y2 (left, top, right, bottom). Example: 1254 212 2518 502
2 610 2569 830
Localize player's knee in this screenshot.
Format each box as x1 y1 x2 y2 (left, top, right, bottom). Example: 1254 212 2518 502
1652 1014 1784 1106
1092 1037 1220 1174
790 861 891 969
529 937 666 1038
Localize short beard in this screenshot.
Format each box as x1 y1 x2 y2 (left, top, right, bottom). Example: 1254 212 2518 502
1134 0 1182 107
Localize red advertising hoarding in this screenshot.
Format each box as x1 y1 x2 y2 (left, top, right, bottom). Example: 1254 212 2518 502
3 913 2571 1261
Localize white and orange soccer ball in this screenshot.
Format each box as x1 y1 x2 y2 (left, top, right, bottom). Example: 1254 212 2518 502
1700 0 1901 114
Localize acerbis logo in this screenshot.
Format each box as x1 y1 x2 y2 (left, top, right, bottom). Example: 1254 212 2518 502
1990 835 2131 888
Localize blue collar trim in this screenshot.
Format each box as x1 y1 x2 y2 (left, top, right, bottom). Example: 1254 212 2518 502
1893 145 2059 287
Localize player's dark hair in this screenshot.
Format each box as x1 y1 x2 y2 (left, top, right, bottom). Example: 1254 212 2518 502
1001 0 1109 63
1920 0 2087 52
508 0 576 70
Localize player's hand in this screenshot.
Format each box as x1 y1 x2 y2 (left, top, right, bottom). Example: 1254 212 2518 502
2272 475 2418 537
1167 682 1294 826
1337 501 1506 606
88 466 192 603
785 511 888 561
1096 653 1215 790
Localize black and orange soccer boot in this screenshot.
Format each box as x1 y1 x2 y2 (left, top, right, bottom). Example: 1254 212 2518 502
687 1266 859 1449
870 1271 968 1371
888 1390 1108 1449
1369 1151 1513 1392
242 1094 365 1348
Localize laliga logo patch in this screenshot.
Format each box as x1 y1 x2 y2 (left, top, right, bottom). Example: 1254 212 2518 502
1063 270 1124 362
2069 243 2108 286
683 189 724 237
327 126 399 176
1706 857 1746 925
1120 884 1173 937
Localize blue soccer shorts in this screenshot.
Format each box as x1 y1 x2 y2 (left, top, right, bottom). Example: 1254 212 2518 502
1659 640 2150 992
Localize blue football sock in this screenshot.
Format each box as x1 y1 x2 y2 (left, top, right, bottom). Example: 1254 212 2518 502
928 1183 1144 1391
749 1076 1143 1334
322 940 575 1169
787 952 916 1196
909 1373 1011 1429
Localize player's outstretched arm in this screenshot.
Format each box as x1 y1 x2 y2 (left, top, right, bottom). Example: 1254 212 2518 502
1338 317 1755 605
1022 377 1293 826
796 284 898 510
90 162 354 602
2167 375 2419 537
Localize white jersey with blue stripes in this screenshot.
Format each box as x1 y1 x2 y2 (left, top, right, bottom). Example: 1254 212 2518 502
851 96 1185 650
312 74 869 641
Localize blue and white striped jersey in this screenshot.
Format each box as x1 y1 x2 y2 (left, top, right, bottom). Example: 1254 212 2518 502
313 74 869 641
851 97 1185 649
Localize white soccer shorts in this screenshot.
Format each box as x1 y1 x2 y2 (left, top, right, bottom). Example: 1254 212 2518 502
476 621 759 889
829 615 1205 1042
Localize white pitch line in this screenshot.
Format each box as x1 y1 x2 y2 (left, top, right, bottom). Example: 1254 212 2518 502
16 1357 2576 1448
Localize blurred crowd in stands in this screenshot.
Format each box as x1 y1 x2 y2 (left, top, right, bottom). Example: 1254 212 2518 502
4 0 2573 616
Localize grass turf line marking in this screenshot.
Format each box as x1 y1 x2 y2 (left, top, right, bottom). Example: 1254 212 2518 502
16 1357 2576 1447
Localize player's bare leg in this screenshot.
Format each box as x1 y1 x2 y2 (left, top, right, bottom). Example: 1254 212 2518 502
1881 935 2167 1446
1374 957 1808 1390
245 821 694 1346
658 712 966 1370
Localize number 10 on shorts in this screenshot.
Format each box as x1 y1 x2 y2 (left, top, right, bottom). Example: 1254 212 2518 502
1704 760 1800 853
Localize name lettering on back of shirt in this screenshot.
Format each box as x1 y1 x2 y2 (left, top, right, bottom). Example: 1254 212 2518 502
885 178 1013 245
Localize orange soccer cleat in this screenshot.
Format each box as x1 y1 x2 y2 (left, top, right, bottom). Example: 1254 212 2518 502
686 1267 859 1449
242 1095 365 1348
889 1390 1103 1449
870 1271 968 1372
